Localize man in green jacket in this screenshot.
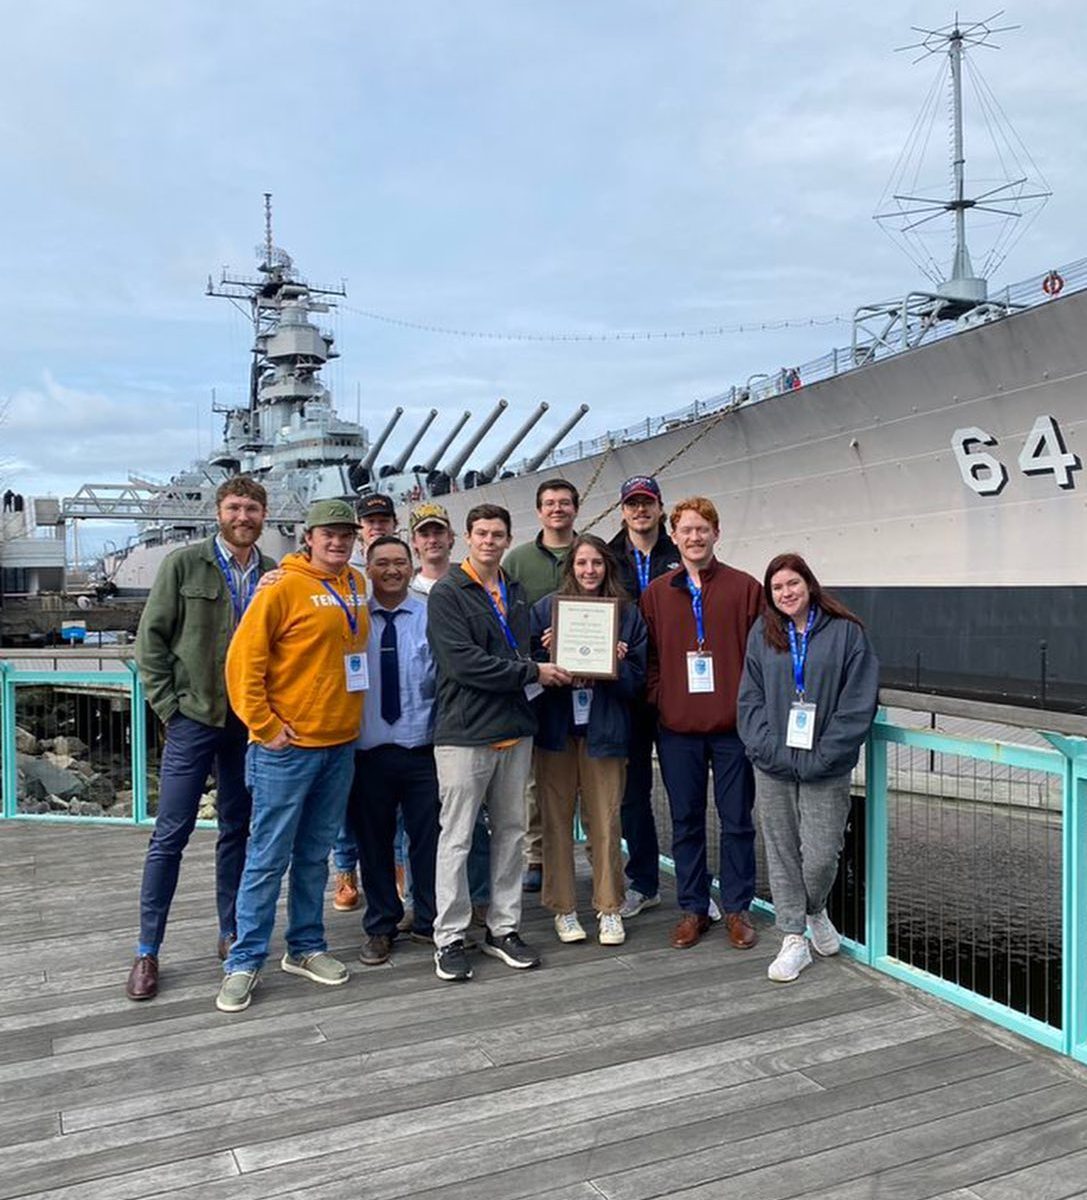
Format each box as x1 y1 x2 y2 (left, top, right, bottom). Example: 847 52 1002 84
125 477 277 1002
501 478 579 890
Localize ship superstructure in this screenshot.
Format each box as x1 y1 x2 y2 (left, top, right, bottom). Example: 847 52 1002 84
65 197 372 588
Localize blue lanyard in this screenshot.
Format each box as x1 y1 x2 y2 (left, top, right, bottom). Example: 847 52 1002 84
786 607 817 697
320 573 360 638
213 542 258 621
483 574 519 650
685 576 705 649
634 549 651 593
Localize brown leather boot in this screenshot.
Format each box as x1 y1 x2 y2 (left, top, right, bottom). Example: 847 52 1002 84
333 870 360 912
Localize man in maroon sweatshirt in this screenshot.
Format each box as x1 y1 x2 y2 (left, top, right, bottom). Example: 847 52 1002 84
640 497 762 951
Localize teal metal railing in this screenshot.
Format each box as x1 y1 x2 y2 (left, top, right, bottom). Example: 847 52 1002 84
1 662 1085 1063
859 713 1086 1064
0 660 163 824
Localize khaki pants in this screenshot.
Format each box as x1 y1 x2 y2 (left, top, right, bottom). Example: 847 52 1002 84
535 740 626 916
433 740 532 947
523 772 543 868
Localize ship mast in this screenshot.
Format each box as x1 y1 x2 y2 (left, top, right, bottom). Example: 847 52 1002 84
946 23 979 300
853 13 1051 363
207 193 347 413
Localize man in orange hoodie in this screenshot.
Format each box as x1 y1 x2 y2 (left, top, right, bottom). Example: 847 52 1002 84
216 499 370 1013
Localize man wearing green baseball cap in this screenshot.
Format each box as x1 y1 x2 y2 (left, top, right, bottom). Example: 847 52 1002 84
216 498 370 1012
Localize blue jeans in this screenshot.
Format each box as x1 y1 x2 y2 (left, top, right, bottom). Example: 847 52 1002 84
137 710 251 955
348 744 439 938
332 820 358 873
621 699 661 897
657 728 755 915
225 742 354 973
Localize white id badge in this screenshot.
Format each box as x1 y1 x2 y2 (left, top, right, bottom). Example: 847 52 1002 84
344 652 369 693
572 687 593 725
524 682 544 701
786 701 817 750
686 652 715 694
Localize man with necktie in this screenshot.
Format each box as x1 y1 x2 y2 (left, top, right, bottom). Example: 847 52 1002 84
348 535 441 965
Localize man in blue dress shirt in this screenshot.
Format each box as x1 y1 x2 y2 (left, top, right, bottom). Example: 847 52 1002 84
348 534 441 965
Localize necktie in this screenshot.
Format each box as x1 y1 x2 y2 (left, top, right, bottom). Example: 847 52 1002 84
379 609 402 724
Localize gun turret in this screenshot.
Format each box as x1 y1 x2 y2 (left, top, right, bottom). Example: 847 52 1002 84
523 404 590 473
385 409 438 475
474 403 550 484
360 407 404 471
443 399 508 480
422 411 472 474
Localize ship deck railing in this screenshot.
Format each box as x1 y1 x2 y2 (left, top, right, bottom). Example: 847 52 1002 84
2 658 1085 1066
511 253 1087 476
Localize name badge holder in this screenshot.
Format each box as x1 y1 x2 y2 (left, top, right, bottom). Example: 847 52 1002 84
786 702 816 750
572 687 593 725
320 575 363 693
345 652 369 693
686 651 715 693
685 576 715 694
785 608 817 751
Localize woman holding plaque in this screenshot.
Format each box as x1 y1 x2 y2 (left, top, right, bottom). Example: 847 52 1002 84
530 535 648 947
737 553 879 984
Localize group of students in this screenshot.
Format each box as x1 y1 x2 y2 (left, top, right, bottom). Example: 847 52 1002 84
123 469 878 1013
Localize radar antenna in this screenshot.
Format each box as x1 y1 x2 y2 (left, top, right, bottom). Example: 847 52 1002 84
264 192 273 270
255 193 295 275
853 14 1051 364
874 11 1051 299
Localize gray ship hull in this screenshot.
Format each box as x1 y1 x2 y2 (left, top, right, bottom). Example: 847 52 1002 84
428 287 1087 711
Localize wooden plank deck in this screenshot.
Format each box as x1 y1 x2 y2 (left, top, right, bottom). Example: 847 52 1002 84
2 821 1087 1200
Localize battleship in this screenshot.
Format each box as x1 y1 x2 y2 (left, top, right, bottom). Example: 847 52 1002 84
36 17 1085 711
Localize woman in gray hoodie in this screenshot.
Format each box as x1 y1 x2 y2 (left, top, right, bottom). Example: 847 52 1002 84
737 553 879 983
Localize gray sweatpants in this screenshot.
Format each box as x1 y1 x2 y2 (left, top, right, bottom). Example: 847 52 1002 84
433 740 532 948
755 768 853 935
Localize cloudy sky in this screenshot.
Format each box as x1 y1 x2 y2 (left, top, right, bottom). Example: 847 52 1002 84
3 1 1084 530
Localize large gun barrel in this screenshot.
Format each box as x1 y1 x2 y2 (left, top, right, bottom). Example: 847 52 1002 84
422 411 472 473
360 407 404 471
476 402 550 484
523 404 590 473
443 399 508 480
388 409 438 474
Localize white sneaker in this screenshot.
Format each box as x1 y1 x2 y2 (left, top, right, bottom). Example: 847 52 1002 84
807 909 841 956
708 897 723 923
768 934 812 983
598 912 626 946
554 912 587 943
619 889 661 919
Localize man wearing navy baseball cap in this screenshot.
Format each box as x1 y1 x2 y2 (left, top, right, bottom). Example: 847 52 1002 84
608 475 680 920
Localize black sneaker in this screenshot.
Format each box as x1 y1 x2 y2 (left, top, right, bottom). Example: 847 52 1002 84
434 939 473 982
482 930 541 970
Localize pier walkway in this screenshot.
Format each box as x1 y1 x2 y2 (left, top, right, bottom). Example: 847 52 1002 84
2 822 1087 1200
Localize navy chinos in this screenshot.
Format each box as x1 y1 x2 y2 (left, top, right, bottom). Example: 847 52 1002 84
137 709 251 954
348 743 440 938
621 699 661 898
657 727 756 915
